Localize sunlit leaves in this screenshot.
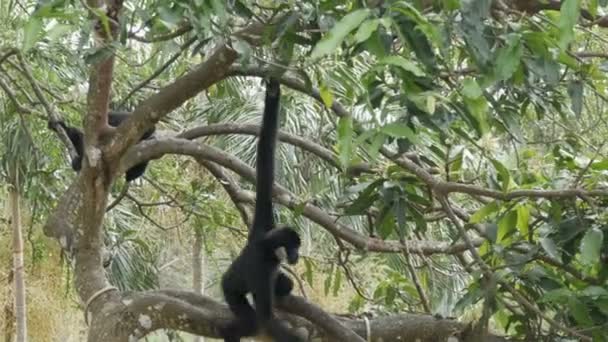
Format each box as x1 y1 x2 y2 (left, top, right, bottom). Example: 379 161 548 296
540 237 562 262
311 9 371 59
567 80 584 116
303 258 315 285
558 0 581 50
379 56 425 77
470 201 499 224
337 116 353 169
568 297 593 326
22 17 43 51
344 180 383 215
516 204 530 236
157 6 183 29
354 19 380 43
490 159 511 191
497 210 517 244
460 0 493 67
494 33 523 81
580 228 603 266
380 122 416 141
461 78 489 134
319 82 334 108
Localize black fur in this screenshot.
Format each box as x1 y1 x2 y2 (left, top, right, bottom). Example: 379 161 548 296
54 111 155 182
220 79 303 342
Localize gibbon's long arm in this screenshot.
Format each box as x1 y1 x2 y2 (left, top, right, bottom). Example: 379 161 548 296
250 78 281 242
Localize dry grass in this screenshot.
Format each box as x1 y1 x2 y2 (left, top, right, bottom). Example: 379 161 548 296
0 235 86 342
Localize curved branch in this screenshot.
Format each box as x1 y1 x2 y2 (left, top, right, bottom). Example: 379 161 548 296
107 44 238 162
112 290 510 341
123 138 483 255
179 123 341 169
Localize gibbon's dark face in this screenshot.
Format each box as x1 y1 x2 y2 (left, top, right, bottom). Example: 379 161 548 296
282 229 301 265
267 227 301 264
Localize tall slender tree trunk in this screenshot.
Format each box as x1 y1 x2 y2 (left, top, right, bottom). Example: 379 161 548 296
192 229 205 342
4 259 14 342
9 183 27 342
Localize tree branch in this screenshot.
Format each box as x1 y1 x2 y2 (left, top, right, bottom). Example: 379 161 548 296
124 138 483 255
104 289 511 341
179 123 348 170
107 44 238 164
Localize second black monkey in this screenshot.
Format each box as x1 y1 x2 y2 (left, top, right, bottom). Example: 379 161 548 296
54 111 155 182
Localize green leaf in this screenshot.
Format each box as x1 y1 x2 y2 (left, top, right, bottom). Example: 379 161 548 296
581 286 608 299
567 80 584 116
426 95 436 114
22 16 43 51
516 204 530 236
348 294 365 313
470 201 499 224
394 198 408 240
491 159 511 191
379 56 425 77
380 123 416 140
461 79 489 134
590 0 599 16
232 0 255 18
540 237 562 262
210 0 227 23
464 97 489 134
344 179 383 215
497 210 517 244
494 33 523 81
385 286 397 305
158 6 182 29
303 258 314 285
366 133 386 160
450 150 463 174
580 228 603 265
542 288 572 303
377 205 396 239
332 269 342 296
568 297 593 326
319 83 334 108
324 265 334 296
354 19 380 43
591 159 608 170
462 78 483 98
311 9 371 59
337 116 353 169
558 0 581 50
47 23 73 42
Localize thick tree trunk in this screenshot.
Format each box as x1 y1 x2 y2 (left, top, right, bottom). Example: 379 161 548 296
9 184 27 342
192 229 205 342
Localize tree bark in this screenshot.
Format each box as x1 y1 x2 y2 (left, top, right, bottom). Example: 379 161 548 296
192 229 205 342
9 183 27 342
3 259 14 342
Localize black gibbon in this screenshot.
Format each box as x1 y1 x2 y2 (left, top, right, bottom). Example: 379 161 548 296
52 111 155 182
220 79 303 342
